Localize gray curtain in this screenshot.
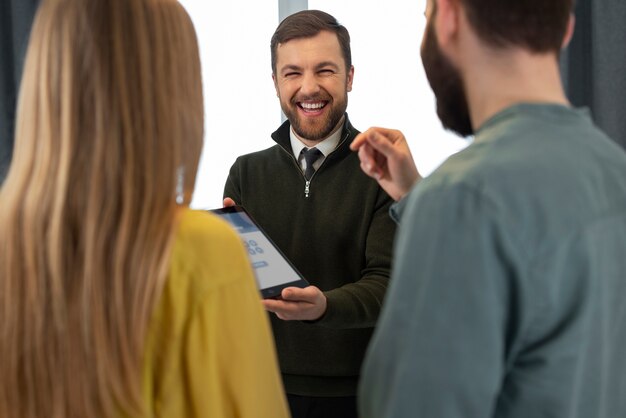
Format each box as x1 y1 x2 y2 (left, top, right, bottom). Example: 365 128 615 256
0 0 40 182
562 0 626 150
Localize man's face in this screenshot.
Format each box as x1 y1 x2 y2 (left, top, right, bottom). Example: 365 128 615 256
420 5 474 137
273 30 354 142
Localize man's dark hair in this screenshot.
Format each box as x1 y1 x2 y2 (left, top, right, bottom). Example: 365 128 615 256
460 0 574 52
270 10 351 74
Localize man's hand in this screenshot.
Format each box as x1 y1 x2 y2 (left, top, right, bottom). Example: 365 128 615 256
223 197 237 207
350 127 421 201
262 286 327 321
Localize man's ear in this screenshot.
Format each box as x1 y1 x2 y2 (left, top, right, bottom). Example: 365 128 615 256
435 0 461 47
272 72 279 97
346 65 354 92
562 13 576 49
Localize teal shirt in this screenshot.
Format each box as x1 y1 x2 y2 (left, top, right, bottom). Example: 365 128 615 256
360 104 626 418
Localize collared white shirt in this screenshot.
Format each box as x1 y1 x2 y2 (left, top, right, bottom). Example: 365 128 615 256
290 124 343 174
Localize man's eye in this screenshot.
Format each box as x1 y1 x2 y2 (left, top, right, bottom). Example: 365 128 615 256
284 72 300 77
319 69 334 75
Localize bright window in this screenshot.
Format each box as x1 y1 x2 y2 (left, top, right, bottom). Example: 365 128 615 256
180 0 281 209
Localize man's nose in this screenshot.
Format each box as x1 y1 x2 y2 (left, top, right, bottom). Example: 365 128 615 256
299 72 321 96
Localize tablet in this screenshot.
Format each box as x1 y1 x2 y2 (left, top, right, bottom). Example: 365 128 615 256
210 205 309 298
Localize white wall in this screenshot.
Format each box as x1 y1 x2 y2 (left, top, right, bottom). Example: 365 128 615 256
180 0 469 209
179 1 281 209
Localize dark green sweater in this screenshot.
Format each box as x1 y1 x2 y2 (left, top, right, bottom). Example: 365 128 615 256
224 115 396 396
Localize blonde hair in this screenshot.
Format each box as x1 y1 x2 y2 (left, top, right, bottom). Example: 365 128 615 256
0 0 203 416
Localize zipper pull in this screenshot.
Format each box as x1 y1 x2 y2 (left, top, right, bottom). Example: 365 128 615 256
304 180 310 198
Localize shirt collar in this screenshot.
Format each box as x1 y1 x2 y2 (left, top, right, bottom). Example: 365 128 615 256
289 123 344 160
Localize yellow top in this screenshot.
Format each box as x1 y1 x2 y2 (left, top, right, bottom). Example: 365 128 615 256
140 209 290 418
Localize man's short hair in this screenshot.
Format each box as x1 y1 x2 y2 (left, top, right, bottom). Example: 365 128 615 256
460 0 574 53
270 10 351 74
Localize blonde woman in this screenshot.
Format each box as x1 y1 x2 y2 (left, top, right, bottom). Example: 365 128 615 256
0 0 289 417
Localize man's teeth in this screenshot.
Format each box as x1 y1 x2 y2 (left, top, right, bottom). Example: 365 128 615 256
301 102 325 110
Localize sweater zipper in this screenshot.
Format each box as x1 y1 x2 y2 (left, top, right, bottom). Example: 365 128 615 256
280 130 352 198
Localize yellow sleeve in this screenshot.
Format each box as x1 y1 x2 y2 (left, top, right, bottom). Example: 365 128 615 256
183 267 290 418
152 210 290 418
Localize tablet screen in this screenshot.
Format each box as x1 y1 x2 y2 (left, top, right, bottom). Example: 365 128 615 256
210 206 308 298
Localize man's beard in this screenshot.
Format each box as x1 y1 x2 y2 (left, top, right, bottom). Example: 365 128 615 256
280 92 348 142
421 20 474 137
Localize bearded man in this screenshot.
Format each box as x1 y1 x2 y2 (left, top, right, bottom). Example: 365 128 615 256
352 0 626 417
223 10 395 418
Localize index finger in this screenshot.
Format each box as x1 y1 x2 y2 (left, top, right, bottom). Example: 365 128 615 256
350 131 370 151
350 127 402 150
262 298 288 312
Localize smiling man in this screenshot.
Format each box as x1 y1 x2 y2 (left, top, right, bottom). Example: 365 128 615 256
223 10 396 418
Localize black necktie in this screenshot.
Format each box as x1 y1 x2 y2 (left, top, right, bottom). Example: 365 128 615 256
301 147 322 180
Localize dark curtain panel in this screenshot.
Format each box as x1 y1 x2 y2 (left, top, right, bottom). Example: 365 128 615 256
562 0 626 150
0 0 40 182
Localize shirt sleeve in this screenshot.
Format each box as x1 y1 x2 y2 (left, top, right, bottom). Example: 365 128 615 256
360 182 520 418
154 216 289 418
181 270 290 418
